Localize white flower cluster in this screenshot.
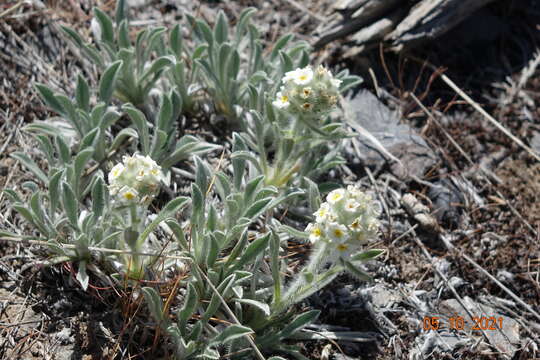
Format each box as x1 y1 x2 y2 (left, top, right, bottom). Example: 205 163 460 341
305 186 381 258
272 65 342 117
108 154 165 205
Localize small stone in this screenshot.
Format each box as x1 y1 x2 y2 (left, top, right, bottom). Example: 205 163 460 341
345 90 436 179
439 296 520 357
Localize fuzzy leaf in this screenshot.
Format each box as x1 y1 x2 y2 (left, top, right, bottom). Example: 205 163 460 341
350 249 385 262
11 152 48 184
61 182 79 229
93 7 115 44
209 324 253 346
142 287 165 322
99 60 123 103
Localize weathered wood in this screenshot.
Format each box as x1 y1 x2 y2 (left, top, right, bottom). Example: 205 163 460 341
316 0 402 48
315 0 498 55
387 0 497 51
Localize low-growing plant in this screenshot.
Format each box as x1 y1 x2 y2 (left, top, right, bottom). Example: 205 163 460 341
1 2 385 359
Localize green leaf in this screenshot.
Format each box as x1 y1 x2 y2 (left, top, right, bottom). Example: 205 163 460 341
139 56 174 85
342 260 373 281
271 33 294 60
169 24 183 58
279 224 308 240
123 104 150 154
110 127 138 151
35 83 64 115
178 282 198 336
243 197 273 220
209 324 253 346
136 197 190 248
142 287 165 322
234 298 270 316
62 182 79 229
60 25 84 47
99 60 123 103
74 147 94 180
48 170 63 217
278 310 320 339
195 19 214 45
115 0 127 25
11 152 48 184
350 249 385 262
75 74 90 112
157 93 172 131
230 232 270 272
213 11 229 44
91 177 105 218
93 7 115 44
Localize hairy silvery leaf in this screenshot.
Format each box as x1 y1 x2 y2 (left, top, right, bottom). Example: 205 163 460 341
115 0 127 25
93 7 115 45
208 324 252 346
136 197 190 249
123 104 150 154
228 232 270 273
61 182 78 229
213 11 229 45
142 287 166 323
99 60 123 104
11 152 48 184
350 249 385 262
201 273 236 323
342 260 373 281
75 74 90 112
277 310 320 339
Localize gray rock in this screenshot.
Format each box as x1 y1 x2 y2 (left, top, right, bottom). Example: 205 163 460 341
346 90 436 179
439 296 520 357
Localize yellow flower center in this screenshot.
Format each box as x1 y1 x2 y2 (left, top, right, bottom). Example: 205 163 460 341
299 75 307 81
281 95 288 102
124 192 135 200
337 243 348 251
350 220 360 230
333 229 344 238
311 228 322 237
331 193 341 201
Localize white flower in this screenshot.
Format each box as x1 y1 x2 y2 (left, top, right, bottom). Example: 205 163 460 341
273 92 290 109
293 67 313 85
108 153 164 205
327 189 346 205
108 163 124 183
118 186 139 203
314 203 331 223
306 223 323 243
344 199 359 213
327 223 349 243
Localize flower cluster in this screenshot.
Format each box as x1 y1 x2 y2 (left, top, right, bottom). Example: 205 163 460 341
273 65 342 117
108 154 165 205
305 186 380 258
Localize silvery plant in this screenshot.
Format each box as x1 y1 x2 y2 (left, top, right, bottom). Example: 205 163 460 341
2 1 384 359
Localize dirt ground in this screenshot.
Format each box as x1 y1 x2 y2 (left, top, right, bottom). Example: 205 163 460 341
1 1 540 359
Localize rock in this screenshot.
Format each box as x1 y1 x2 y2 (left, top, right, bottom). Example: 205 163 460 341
438 296 520 357
531 131 540 154
362 283 403 309
346 90 436 179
